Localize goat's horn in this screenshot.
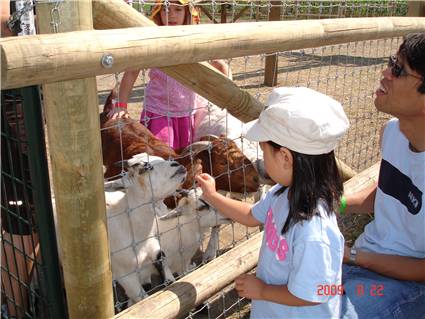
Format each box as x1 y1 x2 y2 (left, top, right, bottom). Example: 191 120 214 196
199 134 219 141
159 207 183 220
102 89 116 114
104 179 125 191
181 141 211 155
176 189 190 197
113 159 130 169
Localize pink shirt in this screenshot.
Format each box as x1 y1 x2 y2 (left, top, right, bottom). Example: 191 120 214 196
144 68 197 118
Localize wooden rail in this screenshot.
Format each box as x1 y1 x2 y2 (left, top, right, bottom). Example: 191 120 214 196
2 16 424 96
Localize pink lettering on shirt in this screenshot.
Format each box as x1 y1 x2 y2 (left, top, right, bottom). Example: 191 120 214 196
264 208 288 261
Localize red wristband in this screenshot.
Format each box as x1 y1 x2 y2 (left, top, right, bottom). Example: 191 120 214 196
113 101 128 109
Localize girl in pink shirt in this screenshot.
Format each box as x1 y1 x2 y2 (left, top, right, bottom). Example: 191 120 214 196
110 0 231 150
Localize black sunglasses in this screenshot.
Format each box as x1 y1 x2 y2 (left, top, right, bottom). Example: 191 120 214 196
388 55 422 80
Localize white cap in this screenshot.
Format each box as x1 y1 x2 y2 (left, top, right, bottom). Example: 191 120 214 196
246 87 349 155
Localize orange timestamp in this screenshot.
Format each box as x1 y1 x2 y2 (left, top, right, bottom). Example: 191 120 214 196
317 284 384 296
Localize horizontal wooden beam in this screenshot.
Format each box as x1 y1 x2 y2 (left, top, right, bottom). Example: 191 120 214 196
2 17 424 91
343 161 380 193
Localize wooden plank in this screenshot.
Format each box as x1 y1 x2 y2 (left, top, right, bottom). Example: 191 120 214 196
221 3 227 23
408 0 425 17
3 17 425 95
343 162 380 194
35 1 114 318
336 157 357 182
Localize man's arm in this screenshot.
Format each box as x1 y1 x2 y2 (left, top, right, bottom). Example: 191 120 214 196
344 247 425 283
1 3 14 37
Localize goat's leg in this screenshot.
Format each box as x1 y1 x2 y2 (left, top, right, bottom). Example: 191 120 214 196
203 225 220 263
118 273 148 305
153 251 175 286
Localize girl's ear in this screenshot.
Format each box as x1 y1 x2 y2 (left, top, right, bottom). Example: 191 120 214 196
279 147 293 168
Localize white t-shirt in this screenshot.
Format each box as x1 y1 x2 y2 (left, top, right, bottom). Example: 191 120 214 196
251 185 344 318
355 119 425 258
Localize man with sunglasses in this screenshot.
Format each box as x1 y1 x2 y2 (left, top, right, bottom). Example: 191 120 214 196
341 32 425 318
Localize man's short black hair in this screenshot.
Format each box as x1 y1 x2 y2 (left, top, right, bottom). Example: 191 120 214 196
398 32 425 93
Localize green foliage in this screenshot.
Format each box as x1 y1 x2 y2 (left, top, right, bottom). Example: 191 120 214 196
135 0 408 23
243 0 408 20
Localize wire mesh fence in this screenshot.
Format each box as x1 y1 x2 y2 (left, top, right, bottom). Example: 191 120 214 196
92 3 408 317
97 36 400 317
1 87 66 319
126 0 408 22
3 0 412 318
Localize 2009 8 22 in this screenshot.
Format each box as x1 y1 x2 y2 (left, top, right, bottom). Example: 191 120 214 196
317 284 344 296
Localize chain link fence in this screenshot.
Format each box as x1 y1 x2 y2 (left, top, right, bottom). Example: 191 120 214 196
2 1 413 318
94 1 408 317
1 87 66 319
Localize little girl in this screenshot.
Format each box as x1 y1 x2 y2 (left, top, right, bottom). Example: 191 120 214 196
196 87 349 318
110 0 231 150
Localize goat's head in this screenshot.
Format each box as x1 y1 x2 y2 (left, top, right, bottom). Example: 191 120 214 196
101 117 177 179
194 136 260 193
115 154 187 202
165 188 230 228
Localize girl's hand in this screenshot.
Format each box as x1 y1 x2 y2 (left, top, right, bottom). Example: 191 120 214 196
108 108 129 120
195 173 216 200
234 274 265 300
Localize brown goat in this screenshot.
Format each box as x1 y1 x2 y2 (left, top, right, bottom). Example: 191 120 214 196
190 135 260 193
100 91 259 193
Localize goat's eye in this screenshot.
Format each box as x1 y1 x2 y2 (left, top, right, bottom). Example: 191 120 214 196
198 199 210 210
143 162 153 171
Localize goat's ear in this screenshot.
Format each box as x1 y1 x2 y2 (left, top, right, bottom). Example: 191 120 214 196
176 189 190 197
113 160 131 169
104 179 125 191
199 134 219 142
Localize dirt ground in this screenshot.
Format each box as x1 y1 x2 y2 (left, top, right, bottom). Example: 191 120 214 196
96 37 400 318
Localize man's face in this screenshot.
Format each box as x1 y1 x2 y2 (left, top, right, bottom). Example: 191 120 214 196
374 53 425 118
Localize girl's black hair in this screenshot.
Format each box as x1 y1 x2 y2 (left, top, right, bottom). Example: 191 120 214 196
267 141 343 234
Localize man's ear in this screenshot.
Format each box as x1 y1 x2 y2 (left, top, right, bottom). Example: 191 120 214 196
279 147 293 168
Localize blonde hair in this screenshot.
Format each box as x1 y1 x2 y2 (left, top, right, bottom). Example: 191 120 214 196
151 0 200 26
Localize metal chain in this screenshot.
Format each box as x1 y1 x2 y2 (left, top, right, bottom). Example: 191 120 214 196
50 0 62 33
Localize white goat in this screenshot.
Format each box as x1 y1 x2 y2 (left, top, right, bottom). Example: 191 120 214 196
105 154 187 304
153 188 230 277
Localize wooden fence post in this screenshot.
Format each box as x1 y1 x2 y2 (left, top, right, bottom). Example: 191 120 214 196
220 1 227 23
264 1 281 87
35 1 114 318
408 0 425 17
